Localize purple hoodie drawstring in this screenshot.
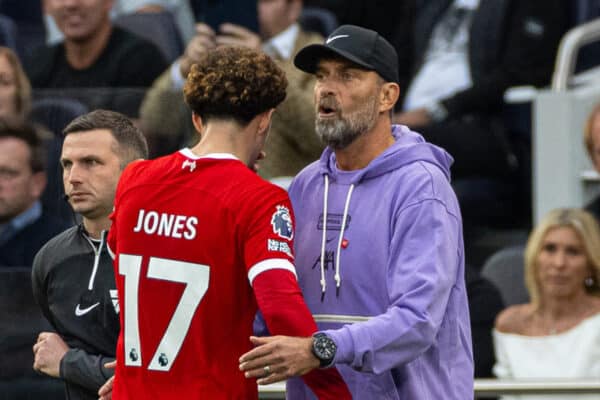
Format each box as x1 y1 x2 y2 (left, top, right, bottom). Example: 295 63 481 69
320 175 354 300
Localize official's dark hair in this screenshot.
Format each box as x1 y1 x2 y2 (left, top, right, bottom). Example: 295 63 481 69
63 109 148 168
184 46 287 125
0 117 45 172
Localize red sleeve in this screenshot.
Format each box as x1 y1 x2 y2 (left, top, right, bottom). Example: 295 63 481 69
241 186 296 270
245 185 350 399
253 271 350 399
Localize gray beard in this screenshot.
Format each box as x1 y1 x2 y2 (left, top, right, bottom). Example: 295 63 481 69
315 95 379 150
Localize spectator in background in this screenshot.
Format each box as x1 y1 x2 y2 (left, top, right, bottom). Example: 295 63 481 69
0 47 31 121
0 119 69 267
303 0 414 90
31 110 148 400
584 103 600 220
45 0 196 45
394 0 566 227
26 0 167 88
494 208 600 399
140 0 324 180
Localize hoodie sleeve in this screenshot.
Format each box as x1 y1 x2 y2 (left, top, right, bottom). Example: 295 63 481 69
323 198 464 373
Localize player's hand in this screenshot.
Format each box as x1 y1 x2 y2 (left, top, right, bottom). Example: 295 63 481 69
179 23 217 78
216 23 262 50
98 361 116 400
239 336 319 385
32 332 69 378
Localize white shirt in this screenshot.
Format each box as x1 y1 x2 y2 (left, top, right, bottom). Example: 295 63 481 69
493 312 600 400
263 23 299 61
403 0 479 111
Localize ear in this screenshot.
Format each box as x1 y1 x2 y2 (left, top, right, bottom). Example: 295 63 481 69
257 108 276 137
191 112 204 136
30 171 47 199
379 82 400 113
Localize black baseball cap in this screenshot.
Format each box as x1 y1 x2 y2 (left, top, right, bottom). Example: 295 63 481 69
294 25 399 84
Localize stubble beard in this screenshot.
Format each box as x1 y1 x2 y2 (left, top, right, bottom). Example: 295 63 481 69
315 94 380 150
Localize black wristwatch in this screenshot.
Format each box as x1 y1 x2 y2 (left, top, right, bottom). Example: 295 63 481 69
311 333 337 367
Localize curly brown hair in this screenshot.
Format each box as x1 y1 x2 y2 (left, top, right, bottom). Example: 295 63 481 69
184 46 287 124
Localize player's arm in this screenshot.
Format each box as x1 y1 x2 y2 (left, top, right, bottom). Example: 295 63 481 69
240 188 350 398
251 267 350 399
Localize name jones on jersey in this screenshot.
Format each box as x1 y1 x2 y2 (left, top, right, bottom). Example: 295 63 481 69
133 209 198 240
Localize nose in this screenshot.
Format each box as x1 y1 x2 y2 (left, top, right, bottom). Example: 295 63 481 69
315 79 336 98
65 163 83 186
551 250 567 268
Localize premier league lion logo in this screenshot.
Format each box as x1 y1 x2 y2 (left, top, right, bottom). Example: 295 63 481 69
271 205 293 240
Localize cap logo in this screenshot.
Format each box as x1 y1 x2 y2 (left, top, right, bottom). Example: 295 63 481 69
326 34 349 44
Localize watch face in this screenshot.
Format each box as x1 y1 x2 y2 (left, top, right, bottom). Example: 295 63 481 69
314 335 336 362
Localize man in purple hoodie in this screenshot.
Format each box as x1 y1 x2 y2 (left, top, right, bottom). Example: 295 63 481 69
239 25 474 398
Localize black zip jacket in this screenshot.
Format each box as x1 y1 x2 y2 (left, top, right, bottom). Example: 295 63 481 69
407 0 568 117
32 225 118 400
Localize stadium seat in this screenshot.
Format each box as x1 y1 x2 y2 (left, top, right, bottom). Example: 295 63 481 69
0 267 64 400
114 11 184 63
31 97 89 225
0 14 17 50
481 245 529 307
33 87 147 119
299 6 339 37
0 0 45 60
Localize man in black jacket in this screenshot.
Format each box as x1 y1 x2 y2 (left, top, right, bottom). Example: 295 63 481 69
394 0 567 226
26 0 167 88
31 110 148 400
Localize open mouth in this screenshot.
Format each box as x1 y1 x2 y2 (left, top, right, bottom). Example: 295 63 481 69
318 104 338 118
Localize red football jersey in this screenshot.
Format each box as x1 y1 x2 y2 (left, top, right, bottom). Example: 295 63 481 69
108 150 303 399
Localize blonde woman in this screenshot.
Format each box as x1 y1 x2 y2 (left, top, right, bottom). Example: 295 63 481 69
0 46 31 120
493 208 600 399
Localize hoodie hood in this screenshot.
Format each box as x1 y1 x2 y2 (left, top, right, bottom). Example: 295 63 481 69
317 124 454 185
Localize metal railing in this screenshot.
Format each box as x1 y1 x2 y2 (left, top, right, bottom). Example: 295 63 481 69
474 378 600 397
552 17 600 91
258 379 600 399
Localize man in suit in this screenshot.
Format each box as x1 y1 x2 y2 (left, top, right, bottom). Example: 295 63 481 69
140 0 324 180
0 119 69 267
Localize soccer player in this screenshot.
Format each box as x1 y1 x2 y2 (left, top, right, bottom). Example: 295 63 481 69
101 46 350 399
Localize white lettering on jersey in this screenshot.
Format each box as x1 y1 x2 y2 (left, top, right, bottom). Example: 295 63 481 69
133 209 198 239
182 159 196 172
